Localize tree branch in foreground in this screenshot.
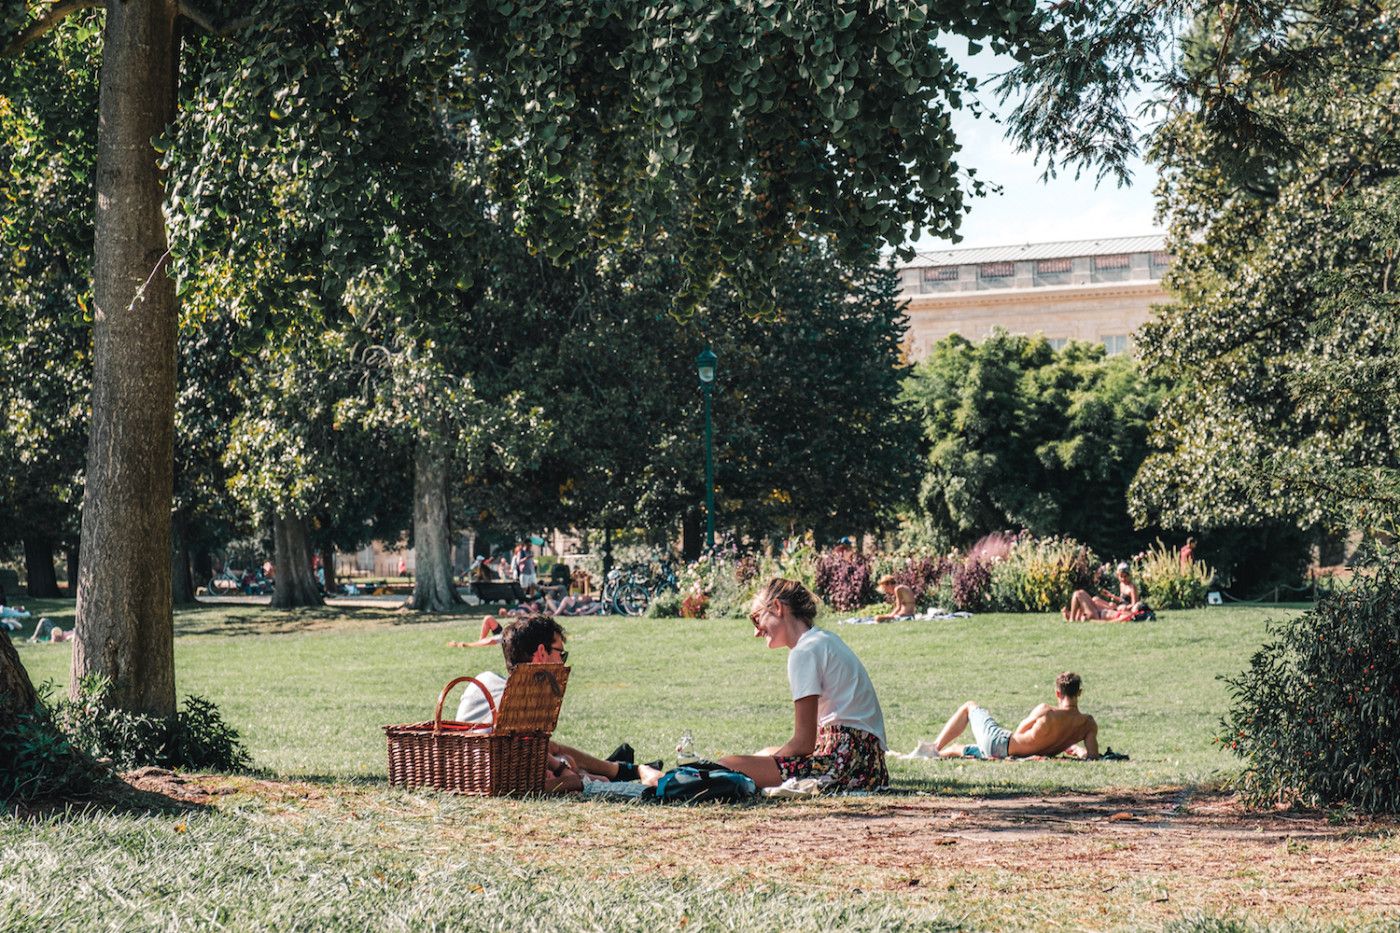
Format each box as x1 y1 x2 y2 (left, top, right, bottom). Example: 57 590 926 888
2 0 102 59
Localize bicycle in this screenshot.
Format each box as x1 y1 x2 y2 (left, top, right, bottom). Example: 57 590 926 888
206 569 243 598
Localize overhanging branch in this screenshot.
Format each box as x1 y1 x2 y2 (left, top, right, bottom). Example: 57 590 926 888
2 0 102 59
177 0 253 37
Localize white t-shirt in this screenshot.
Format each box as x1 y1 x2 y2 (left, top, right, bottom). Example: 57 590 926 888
787 627 887 749
454 671 507 725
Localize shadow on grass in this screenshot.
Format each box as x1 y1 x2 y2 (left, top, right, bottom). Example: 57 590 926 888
172 601 491 637
14 773 211 821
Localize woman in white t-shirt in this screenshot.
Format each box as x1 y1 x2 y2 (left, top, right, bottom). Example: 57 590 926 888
720 578 889 790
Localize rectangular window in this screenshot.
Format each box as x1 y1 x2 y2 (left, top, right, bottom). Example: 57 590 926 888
1151 251 1172 267
1103 334 1129 355
1047 337 1069 351
922 265 959 283
1093 254 1130 271
1035 258 1072 275
979 261 1014 279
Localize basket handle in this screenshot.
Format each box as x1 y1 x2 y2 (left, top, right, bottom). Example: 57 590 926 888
433 675 497 735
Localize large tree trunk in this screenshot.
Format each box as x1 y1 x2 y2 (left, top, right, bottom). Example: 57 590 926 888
22 537 60 598
72 0 180 717
321 543 338 597
405 432 462 612
0 632 39 734
170 515 195 606
191 549 213 591
271 515 323 609
681 509 701 562
65 546 79 598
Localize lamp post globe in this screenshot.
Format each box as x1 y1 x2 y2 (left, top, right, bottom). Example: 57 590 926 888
696 347 717 386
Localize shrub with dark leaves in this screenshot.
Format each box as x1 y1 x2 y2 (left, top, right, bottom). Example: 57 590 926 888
52 676 251 773
0 682 109 805
1220 556 1400 813
952 558 992 611
814 552 873 612
891 556 952 607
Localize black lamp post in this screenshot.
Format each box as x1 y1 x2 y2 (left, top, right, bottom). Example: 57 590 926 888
696 347 717 550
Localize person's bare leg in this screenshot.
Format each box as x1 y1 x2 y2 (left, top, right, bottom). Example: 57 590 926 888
544 768 584 793
938 743 971 758
717 754 784 788
478 615 501 639
549 740 621 780
933 701 976 752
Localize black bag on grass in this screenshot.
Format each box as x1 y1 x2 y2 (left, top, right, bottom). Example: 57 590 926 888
654 761 757 803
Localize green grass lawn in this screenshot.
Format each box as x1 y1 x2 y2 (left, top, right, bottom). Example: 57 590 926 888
19 599 1385 932
13 599 1298 791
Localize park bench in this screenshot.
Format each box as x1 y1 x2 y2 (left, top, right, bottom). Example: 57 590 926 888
472 580 528 604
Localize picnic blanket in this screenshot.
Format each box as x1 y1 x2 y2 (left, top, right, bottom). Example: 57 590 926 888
839 608 972 625
894 742 1130 761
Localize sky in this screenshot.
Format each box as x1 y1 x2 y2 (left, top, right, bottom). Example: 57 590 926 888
909 50 1162 253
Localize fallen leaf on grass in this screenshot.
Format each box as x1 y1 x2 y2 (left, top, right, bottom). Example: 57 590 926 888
934 837 958 845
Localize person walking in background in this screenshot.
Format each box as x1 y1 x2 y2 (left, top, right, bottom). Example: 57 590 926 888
1180 537 1197 567
518 545 538 596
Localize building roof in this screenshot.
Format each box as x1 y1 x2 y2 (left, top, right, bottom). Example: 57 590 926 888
905 234 1167 269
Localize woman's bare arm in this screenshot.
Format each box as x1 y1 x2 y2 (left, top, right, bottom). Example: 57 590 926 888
773 695 820 757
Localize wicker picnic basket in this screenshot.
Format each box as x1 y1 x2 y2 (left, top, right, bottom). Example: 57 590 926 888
384 663 570 796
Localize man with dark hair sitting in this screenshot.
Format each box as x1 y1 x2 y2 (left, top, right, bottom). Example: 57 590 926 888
925 672 1100 760
455 614 657 791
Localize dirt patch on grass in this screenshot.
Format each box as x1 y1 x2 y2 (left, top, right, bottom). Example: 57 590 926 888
195 777 1400 927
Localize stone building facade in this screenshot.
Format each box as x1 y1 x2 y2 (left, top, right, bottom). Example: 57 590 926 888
896 234 1170 359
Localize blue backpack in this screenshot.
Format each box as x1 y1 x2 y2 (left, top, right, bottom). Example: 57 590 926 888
654 762 757 804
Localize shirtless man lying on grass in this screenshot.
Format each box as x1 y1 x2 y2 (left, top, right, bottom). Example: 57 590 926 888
930 671 1099 760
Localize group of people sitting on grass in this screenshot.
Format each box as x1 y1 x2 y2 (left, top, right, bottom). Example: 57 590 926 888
1063 562 1152 622
454 576 1101 794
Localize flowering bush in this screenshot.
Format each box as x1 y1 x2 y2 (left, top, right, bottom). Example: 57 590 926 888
680 590 709 619
814 551 873 611
678 546 758 618
890 555 954 608
989 536 1098 612
952 558 992 611
1134 541 1213 609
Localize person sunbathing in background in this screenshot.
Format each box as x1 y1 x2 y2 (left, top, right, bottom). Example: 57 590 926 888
873 575 917 622
927 672 1099 760
1064 562 1140 621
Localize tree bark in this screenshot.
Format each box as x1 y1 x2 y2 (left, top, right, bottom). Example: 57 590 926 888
0 632 39 732
681 510 701 562
321 544 337 597
22 537 60 598
191 549 213 591
271 515 323 609
405 431 462 612
71 0 180 717
65 546 79 598
170 514 195 605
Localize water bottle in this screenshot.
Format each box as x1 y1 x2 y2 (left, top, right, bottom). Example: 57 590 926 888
675 730 697 766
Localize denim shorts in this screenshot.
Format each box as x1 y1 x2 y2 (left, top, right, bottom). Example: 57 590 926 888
968 705 1012 759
